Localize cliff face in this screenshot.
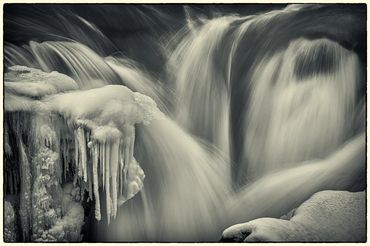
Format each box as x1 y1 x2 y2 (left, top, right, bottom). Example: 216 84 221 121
4 66 162 242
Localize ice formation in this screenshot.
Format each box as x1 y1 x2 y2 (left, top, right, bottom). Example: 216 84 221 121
4 66 162 241
222 190 365 242
4 201 17 242
41 85 162 222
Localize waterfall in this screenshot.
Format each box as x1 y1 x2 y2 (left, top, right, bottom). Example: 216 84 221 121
29 41 122 88
4 4 366 242
104 117 231 241
167 16 239 157
241 38 360 183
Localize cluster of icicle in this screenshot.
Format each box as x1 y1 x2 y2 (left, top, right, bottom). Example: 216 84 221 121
46 86 159 224
5 66 162 226
72 123 144 223
3 111 85 242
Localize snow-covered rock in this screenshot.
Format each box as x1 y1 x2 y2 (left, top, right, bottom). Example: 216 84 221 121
222 190 365 242
4 65 163 241
5 66 79 112
5 65 78 97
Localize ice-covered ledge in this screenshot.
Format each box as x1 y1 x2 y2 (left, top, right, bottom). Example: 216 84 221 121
41 85 164 222
4 66 163 241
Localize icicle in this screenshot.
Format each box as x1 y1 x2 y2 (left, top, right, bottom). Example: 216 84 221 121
87 139 93 201
74 129 81 178
87 156 93 201
86 130 90 143
119 143 124 196
119 142 125 197
73 170 78 187
96 143 101 187
124 137 130 167
122 132 131 200
18 136 31 241
63 140 67 182
76 127 88 181
101 142 106 190
105 142 111 224
123 161 128 200
119 141 124 171
119 158 123 196
4 123 12 157
111 140 119 218
129 127 135 165
82 129 88 182
66 139 69 175
92 144 101 221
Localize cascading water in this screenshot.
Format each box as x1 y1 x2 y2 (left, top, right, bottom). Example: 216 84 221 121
241 38 361 183
166 16 239 157
29 41 121 88
103 117 232 241
4 4 366 242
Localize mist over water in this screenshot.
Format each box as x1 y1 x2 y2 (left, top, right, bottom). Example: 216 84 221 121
4 4 366 242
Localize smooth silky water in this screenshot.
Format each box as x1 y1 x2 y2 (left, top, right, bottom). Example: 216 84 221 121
4 4 365 242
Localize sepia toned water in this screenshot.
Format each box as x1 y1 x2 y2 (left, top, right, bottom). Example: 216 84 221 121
4 4 365 242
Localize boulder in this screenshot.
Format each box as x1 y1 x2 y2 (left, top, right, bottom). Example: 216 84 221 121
222 190 365 242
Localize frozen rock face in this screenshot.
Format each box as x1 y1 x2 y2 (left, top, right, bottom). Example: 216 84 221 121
222 190 365 242
4 65 162 241
4 201 17 242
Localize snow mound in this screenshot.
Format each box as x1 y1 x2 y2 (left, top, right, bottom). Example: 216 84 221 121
5 66 79 112
5 65 79 98
43 85 164 134
222 190 365 242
